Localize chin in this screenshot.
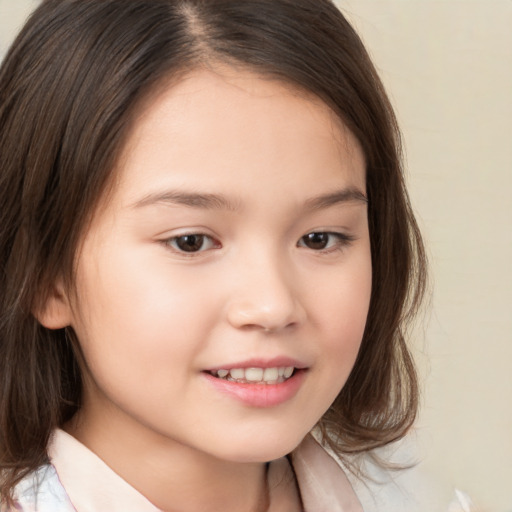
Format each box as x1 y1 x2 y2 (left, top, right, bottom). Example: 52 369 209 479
210 428 309 463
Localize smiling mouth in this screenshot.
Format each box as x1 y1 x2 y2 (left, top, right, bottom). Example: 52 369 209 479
206 366 297 385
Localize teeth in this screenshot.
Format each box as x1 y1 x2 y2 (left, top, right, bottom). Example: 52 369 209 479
283 367 294 379
245 368 264 382
263 367 279 382
230 368 245 380
211 366 296 384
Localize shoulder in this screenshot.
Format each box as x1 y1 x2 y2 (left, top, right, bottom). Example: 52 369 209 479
300 431 471 512
7 464 75 512
340 439 472 512
346 455 448 512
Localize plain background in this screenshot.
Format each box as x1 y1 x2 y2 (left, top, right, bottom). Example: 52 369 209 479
1 1 511 510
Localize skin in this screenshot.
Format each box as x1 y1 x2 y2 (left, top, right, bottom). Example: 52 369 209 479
41 67 372 511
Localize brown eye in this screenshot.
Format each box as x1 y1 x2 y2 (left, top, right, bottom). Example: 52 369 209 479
167 234 217 253
301 232 330 250
298 232 354 251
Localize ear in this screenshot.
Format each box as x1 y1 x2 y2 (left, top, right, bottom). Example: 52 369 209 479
34 279 73 330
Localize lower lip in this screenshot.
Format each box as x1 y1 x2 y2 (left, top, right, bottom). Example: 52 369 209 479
202 370 306 408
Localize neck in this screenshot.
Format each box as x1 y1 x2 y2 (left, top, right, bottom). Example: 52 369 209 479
65 410 269 512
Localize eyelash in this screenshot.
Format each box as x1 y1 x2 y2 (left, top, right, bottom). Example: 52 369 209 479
162 231 354 256
163 234 220 254
297 232 355 253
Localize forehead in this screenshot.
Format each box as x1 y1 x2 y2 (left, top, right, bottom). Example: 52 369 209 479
114 66 366 205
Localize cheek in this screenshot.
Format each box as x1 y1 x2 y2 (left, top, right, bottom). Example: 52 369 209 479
71 244 224 387
325 283 371 349
313 257 372 379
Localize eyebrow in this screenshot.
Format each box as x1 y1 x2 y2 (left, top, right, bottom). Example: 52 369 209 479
130 187 367 211
304 188 368 210
131 190 240 211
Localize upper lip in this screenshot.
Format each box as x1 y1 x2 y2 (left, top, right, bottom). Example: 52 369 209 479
204 356 308 372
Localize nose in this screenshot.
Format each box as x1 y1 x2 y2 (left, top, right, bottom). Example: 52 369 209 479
225 251 306 333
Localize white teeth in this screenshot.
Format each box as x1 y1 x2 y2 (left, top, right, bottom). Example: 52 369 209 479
230 368 245 380
245 368 264 382
263 367 279 382
212 366 296 384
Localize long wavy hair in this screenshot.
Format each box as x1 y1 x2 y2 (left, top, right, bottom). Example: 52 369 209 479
0 0 427 502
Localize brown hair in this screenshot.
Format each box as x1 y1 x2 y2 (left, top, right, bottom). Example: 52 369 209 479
0 0 426 502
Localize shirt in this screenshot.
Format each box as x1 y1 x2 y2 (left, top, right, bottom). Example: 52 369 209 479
8 430 471 511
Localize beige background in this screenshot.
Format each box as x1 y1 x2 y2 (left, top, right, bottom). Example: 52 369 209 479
1 1 511 510
336 3 512 511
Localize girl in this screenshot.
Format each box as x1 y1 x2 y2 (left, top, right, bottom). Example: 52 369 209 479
0 0 433 510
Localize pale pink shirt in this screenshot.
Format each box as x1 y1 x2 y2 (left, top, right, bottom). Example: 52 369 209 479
10 430 473 511
11 429 362 512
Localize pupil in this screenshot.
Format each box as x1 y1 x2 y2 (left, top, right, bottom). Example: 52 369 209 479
177 235 204 252
304 232 328 250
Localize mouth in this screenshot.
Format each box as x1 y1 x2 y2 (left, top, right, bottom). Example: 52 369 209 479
203 365 306 407
206 366 297 385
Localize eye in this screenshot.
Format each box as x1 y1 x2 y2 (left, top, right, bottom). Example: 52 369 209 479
298 232 353 251
165 234 219 253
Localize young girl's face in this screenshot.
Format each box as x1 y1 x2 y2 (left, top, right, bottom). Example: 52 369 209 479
61 68 371 463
